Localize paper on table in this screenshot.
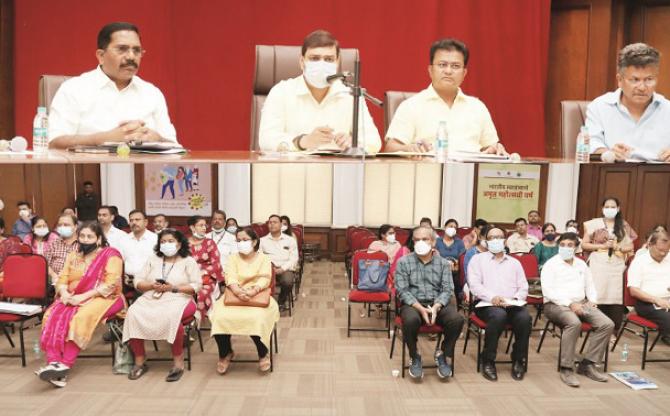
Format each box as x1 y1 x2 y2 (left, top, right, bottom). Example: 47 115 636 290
376 151 435 157
0 302 43 316
475 298 527 308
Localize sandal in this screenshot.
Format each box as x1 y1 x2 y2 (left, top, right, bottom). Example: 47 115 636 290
165 367 184 382
216 352 234 375
259 354 271 372
128 364 149 380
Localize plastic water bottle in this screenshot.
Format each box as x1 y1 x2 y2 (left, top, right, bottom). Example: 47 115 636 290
435 121 449 163
33 340 41 358
575 125 590 163
32 106 49 153
621 343 629 362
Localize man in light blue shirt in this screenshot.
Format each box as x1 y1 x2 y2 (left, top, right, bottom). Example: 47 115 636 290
586 43 670 162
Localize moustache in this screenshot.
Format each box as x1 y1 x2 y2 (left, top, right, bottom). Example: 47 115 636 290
121 61 138 69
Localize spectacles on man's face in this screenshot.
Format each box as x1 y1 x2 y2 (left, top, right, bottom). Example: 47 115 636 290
624 76 657 88
432 61 464 71
108 45 146 57
305 54 337 63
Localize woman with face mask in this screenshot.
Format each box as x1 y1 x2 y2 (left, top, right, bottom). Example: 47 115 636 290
582 197 638 331
44 214 80 285
531 223 559 271
280 215 295 238
435 219 467 302
36 222 125 388
23 216 58 255
187 216 223 321
225 218 239 235
123 229 202 382
369 224 406 280
209 227 280 375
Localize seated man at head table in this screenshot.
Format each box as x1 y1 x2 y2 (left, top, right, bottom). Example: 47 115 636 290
587 43 670 162
385 38 507 155
48 22 178 149
258 30 381 153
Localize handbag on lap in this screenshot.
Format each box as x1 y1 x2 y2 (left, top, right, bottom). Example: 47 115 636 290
223 286 271 307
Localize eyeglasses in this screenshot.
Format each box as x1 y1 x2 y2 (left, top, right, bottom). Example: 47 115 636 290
625 77 657 87
432 62 464 71
109 45 146 57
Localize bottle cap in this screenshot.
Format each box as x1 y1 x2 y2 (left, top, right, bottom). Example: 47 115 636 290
37 106 47 114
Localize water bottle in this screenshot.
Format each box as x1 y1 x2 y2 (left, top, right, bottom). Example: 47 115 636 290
435 121 449 163
621 343 629 362
33 339 41 358
575 125 590 163
32 106 49 153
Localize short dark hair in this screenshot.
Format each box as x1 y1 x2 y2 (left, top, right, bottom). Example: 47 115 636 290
226 218 239 227
565 219 578 228
187 215 206 227
444 218 459 228
30 216 47 228
128 209 147 219
419 217 433 226
302 30 340 57
430 38 469 66
17 201 31 209
97 22 140 50
212 209 226 219
155 229 190 258
558 232 580 247
268 214 281 222
528 210 540 216
474 218 488 229
617 43 660 72
98 206 113 216
83 181 93 187
79 221 109 247
378 224 394 240
514 217 527 225
237 227 261 251
154 214 167 220
58 213 78 226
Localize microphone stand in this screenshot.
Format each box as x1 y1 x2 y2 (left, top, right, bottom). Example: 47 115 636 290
339 60 383 158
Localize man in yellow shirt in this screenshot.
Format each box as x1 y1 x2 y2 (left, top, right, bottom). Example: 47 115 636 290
259 30 381 154
385 38 507 155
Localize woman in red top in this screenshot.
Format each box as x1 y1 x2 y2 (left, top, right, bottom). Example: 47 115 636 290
187 215 223 320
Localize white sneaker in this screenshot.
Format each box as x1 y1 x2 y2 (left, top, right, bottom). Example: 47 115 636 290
49 376 67 388
37 362 70 381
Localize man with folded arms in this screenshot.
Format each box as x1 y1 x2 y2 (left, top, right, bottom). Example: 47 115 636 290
260 215 299 310
385 38 507 155
121 210 157 290
394 226 465 380
48 22 178 149
541 232 613 387
627 228 670 345
587 43 670 162
467 227 531 382
259 30 381 153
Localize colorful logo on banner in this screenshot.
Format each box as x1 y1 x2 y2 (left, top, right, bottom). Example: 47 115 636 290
475 163 541 223
144 164 212 216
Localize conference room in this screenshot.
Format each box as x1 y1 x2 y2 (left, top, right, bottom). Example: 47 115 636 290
1 0 670 415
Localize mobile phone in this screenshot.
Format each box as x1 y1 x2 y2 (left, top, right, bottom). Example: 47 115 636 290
155 279 167 285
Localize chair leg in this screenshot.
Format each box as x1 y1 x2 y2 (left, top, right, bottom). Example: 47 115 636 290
197 325 204 353
642 329 649 370
1 324 15 348
401 334 406 378
153 340 159 351
557 328 563 372
19 324 26 367
505 333 514 354
347 304 351 338
274 327 279 354
270 329 274 372
649 332 661 352
537 320 551 353
579 331 590 354
476 329 482 373
389 325 397 359
462 324 471 354
611 320 627 352
186 325 192 371
603 340 609 372
533 304 543 327
386 304 391 339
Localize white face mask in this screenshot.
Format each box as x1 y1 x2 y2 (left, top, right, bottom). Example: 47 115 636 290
414 240 432 256
445 227 457 238
160 242 179 257
303 60 337 88
281 225 288 233
602 207 618 219
57 226 73 238
488 238 505 254
19 209 30 219
237 240 253 255
566 226 578 234
34 227 49 237
226 226 237 234
558 246 575 261
193 232 206 240
386 233 396 244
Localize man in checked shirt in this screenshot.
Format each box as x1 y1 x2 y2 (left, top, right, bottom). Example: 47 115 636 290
394 226 465 380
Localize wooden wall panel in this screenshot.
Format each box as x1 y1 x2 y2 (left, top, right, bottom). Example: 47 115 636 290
633 167 670 236
628 3 670 95
0 0 14 138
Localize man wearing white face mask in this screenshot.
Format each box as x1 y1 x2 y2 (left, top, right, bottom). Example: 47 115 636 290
12 201 34 240
394 226 465 380
541 233 613 387
468 227 531 382
45 213 80 285
258 30 381 153
206 210 238 272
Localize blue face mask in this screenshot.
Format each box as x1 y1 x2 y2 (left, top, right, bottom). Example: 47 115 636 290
488 238 505 254
559 246 575 260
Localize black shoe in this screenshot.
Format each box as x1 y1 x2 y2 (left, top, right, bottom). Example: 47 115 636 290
102 330 113 343
482 361 498 382
511 360 525 381
165 367 184 382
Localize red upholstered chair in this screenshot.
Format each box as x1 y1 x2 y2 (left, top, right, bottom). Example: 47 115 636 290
611 268 670 369
19 244 32 254
462 311 519 372
347 250 391 337
346 229 376 281
291 225 304 295
536 320 609 372
510 253 543 326
0 254 49 366
394 227 410 246
457 227 473 239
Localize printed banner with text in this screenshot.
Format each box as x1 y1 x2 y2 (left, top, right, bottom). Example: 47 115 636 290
144 164 212 216
475 164 540 223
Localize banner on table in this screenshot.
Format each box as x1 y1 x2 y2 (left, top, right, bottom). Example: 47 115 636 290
144 164 212 216
475 164 540 223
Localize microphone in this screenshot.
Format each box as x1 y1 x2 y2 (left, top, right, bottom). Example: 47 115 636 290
326 71 352 83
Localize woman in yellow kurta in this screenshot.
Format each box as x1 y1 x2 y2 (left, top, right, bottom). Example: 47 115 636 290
210 227 279 374
36 222 125 388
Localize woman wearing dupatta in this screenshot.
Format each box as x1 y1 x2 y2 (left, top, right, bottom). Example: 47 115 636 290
187 215 223 320
36 222 125 388
582 197 637 331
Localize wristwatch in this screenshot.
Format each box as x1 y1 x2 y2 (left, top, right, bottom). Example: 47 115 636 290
293 134 306 151
171 287 179 293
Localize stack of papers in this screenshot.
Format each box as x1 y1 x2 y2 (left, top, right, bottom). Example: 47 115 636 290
475 298 527 308
0 302 43 316
609 371 658 390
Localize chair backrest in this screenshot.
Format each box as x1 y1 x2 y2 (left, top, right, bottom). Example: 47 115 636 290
292 226 303 252
19 243 33 254
510 253 539 279
39 75 72 109
457 227 473 239
560 100 590 159
394 227 409 246
251 222 270 238
383 91 417 133
458 252 467 288
351 230 375 251
351 249 388 287
346 226 367 247
2 254 48 300
622 266 636 307
250 45 360 150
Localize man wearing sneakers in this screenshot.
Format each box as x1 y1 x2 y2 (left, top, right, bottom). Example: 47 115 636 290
394 226 465 379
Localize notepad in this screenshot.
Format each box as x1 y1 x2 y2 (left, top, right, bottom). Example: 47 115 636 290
0 302 43 316
475 298 527 308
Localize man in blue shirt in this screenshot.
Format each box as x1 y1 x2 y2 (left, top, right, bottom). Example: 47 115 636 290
587 43 670 162
12 201 34 240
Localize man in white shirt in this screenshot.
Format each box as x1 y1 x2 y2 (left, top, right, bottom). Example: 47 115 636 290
97 206 127 251
48 22 178 149
628 229 670 345
206 210 237 272
542 233 613 387
152 214 169 234
259 30 381 154
506 218 540 254
121 209 157 280
385 38 507 155
260 215 299 308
